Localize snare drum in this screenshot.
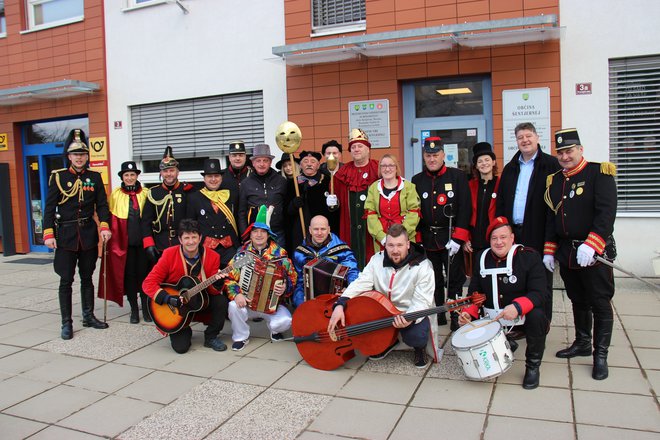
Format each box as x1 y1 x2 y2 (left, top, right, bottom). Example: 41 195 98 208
451 319 513 381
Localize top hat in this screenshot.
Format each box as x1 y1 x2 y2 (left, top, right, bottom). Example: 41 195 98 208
118 161 141 177
423 136 444 153
65 129 89 154
251 144 275 160
486 216 511 241
201 158 222 176
348 128 371 149
275 152 300 170
555 128 581 151
298 150 322 161
322 139 342 154
228 140 246 154
472 142 496 164
160 146 179 170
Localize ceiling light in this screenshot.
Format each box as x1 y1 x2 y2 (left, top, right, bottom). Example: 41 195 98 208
436 88 472 95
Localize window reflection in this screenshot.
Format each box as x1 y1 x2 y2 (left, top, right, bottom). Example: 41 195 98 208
26 117 89 145
415 80 483 117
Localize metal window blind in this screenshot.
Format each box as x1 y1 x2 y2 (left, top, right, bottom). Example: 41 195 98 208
312 0 365 30
131 91 264 161
609 55 660 212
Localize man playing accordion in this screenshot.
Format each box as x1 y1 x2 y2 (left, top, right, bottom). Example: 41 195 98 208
225 205 297 351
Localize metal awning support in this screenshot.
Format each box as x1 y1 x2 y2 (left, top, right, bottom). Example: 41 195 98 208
0 79 101 106
273 15 559 66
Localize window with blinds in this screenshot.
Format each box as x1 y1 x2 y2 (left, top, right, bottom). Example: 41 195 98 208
609 55 660 213
130 91 264 161
312 0 366 32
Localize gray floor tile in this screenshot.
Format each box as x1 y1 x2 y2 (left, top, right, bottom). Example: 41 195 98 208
390 407 486 440
627 329 660 349
58 394 163 437
297 432 354 439
426 353 469 380
0 343 24 359
0 376 56 410
65 363 152 393
4 384 105 423
497 359 570 388
337 370 422 404
273 363 355 395
115 341 185 369
573 390 660 431
213 356 294 386
0 308 40 325
27 425 105 440
0 413 47 440
116 370 205 404
636 347 660 371
411 377 493 413
308 397 404 440
161 348 237 377
119 380 264 440
484 415 575 440
619 315 660 331
0 349 62 375
246 339 302 362
490 384 572 422
207 388 331 440
22 355 103 383
359 350 430 376
576 424 660 440
570 344 639 368
646 369 660 394
571 365 652 395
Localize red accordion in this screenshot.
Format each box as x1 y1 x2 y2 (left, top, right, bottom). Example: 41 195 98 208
303 258 350 301
239 257 284 314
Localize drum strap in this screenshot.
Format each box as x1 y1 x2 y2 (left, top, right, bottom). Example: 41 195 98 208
479 244 522 311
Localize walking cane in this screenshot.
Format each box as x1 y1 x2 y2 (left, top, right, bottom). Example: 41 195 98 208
102 239 108 323
275 121 305 239
290 153 307 240
594 256 660 292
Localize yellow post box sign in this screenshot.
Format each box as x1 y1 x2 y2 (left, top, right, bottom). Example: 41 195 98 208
88 137 109 184
0 133 8 151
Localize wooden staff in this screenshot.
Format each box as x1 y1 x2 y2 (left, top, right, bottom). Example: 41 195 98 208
290 154 306 239
102 239 108 323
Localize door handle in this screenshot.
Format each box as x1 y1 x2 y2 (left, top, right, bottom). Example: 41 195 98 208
410 137 419 147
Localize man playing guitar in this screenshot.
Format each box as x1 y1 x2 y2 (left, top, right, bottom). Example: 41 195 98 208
142 219 229 353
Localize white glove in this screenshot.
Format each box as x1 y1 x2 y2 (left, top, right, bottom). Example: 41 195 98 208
543 254 555 272
576 243 596 267
445 239 461 257
326 194 338 208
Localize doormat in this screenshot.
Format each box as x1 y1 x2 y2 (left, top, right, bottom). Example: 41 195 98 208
5 258 53 265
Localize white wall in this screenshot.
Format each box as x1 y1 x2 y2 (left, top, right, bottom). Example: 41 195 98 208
104 0 287 186
560 0 660 277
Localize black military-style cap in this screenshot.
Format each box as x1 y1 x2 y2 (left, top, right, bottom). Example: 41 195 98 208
555 128 581 151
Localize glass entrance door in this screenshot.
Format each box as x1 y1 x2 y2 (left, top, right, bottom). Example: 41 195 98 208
25 154 65 251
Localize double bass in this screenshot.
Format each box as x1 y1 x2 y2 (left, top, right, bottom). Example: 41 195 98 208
292 291 485 370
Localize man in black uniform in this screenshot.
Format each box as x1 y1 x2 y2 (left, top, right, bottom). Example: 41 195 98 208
141 146 195 263
412 137 471 329
220 140 252 216
43 129 111 339
186 158 239 267
544 128 617 380
459 216 549 389
496 122 561 322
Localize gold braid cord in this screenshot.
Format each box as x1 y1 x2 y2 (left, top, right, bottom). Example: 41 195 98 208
544 170 563 214
147 191 173 234
55 172 84 205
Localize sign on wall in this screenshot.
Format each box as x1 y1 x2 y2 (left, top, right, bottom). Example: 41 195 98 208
502 88 551 163
0 133 8 151
348 99 390 149
88 137 109 184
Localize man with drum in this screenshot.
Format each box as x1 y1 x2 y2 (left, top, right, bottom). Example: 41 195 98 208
328 223 436 368
292 215 360 308
458 216 548 389
225 205 297 351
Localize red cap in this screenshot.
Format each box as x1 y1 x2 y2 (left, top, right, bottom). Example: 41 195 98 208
486 216 511 241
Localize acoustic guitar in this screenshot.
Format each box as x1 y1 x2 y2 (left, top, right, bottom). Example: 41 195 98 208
150 252 250 334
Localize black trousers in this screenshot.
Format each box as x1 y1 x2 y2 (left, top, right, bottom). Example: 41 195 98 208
169 294 229 354
559 263 615 321
400 316 431 349
54 247 98 321
125 245 148 303
210 245 238 270
426 249 466 305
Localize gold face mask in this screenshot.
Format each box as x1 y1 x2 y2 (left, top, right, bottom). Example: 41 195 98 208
275 121 302 153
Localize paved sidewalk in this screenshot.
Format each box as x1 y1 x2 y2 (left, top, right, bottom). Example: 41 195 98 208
0 253 658 439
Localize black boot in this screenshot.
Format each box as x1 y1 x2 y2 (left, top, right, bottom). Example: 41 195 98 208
59 290 73 340
141 292 152 322
81 285 109 329
437 313 447 326
523 336 545 390
556 307 592 358
592 318 613 380
450 312 460 331
127 293 139 324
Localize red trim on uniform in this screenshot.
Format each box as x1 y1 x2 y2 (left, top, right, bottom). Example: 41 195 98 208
408 208 421 214
543 241 557 255
513 297 534 315
584 231 606 254
387 271 396 301
43 228 55 241
563 158 588 177
363 209 377 216
452 226 470 242
143 236 156 248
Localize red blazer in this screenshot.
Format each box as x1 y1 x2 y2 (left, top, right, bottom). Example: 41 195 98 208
143 245 222 301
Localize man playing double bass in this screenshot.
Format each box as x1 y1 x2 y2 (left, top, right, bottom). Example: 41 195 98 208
328 223 436 368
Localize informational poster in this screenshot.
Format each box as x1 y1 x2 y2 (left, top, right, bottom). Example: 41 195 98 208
502 88 551 163
444 144 459 168
88 137 109 184
0 133 7 151
348 99 390 149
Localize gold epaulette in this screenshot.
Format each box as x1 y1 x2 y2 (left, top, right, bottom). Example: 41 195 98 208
600 162 617 176
546 170 562 188
48 168 67 185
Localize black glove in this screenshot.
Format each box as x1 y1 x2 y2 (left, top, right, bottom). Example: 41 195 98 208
167 295 182 308
292 196 305 209
146 246 161 264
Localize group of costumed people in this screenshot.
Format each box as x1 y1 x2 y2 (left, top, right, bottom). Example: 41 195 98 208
42 122 618 389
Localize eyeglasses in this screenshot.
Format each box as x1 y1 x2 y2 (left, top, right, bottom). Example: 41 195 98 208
380 164 396 169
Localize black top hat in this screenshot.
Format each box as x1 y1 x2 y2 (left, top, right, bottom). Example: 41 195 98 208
321 140 342 154
275 152 300 170
472 142 496 164
118 161 141 177
201 158 222 175
160 146 179 170
555 129 581 151
65 129 89 154
423 136 443 153
228 140 246 154
298 150 322 161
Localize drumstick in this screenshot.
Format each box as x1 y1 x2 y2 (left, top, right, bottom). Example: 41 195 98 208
464 319 496 333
